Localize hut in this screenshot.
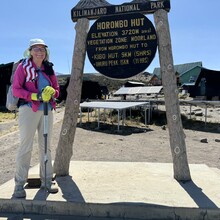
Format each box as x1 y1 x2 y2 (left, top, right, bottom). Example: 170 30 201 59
153 61 203 86
0 62 14 108
188 67 220 100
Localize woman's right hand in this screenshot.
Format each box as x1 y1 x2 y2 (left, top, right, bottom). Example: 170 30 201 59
31 92 51 102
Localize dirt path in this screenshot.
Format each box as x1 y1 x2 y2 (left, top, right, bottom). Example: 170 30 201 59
1 106 220 185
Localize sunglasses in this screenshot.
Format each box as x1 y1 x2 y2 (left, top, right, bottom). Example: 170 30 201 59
31 47 46 53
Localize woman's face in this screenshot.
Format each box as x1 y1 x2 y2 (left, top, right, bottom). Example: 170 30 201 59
30 44 46 64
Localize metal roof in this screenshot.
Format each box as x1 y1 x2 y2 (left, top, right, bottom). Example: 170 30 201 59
153 62 202 78
182 82 195 86
114 86 163 95
126 81 145 85
80 101 147 110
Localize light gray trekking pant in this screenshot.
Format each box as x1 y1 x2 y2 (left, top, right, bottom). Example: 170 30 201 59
15 105 53 186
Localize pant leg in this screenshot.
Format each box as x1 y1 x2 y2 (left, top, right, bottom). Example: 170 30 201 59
38 109 54 183
15 106 41 186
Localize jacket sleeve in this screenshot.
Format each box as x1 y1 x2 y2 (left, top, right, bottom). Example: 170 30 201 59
12 64 32 101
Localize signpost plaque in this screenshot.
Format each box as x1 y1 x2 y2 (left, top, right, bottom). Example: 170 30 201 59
86 13 158 79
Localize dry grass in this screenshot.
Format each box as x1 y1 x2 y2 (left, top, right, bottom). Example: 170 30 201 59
0 111 18 137
79 108 150 134
0 112 17 122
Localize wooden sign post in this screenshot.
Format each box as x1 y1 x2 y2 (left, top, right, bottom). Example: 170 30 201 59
54 0 191 181
53 18 89 175
154 9 191 181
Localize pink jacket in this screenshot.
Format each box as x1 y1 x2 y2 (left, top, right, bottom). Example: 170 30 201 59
12 59 60 112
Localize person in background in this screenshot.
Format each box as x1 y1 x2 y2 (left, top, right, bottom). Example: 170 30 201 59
12 38 60 198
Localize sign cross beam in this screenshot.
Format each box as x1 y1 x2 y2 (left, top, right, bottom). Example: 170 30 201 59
71 0 170 22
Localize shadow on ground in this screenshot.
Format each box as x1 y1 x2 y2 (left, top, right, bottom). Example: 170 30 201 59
78 121 152 136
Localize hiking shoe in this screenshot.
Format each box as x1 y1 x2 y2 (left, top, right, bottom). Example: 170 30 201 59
41 181 58 194
13 185 26 198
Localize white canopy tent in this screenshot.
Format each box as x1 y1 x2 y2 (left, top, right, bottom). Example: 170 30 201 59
79 101 150 131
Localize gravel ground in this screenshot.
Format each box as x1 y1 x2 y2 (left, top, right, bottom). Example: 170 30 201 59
0 105 220 186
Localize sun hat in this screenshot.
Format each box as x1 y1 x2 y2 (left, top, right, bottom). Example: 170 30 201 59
29 38 48 48
23 38 50 59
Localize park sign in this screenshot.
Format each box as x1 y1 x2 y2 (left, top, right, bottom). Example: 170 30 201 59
71 0 169 78
86 13 157 79
61 1 191 181
71 0 170 22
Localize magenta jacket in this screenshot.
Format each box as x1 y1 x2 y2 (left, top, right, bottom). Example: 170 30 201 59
12 59 60 112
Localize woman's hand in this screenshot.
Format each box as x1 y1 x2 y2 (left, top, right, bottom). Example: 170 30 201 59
43 86 55 96
31 92 51 102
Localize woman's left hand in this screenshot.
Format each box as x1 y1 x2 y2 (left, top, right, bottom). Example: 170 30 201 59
43 86 55 96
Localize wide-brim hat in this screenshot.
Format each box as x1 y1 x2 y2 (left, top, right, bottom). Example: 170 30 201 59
23 38 50 59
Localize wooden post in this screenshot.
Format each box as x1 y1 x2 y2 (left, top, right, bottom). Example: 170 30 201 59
53 18 89 176
153 9 191 181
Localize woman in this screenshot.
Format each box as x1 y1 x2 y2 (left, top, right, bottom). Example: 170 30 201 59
12 38 60 198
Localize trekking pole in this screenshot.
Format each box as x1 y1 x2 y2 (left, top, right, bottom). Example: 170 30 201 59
43 101 48 193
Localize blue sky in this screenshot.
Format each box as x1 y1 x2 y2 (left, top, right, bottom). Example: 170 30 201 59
1 0 220 75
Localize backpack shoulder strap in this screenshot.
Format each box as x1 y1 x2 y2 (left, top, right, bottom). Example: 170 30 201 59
10 59 23 83
43 60 54 76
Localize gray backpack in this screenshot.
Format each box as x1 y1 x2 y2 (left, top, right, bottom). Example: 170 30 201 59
6 60 22 111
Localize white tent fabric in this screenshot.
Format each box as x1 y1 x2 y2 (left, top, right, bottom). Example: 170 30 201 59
80 101 147 109
114 86 163 95
79 101 150 131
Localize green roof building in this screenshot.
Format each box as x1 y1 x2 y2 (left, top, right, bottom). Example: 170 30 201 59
153 61 203 84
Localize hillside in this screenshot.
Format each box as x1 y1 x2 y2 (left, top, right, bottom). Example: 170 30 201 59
56 71 154 101
83 71 152 92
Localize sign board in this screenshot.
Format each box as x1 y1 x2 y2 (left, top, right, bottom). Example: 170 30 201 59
71 0 170 22
86 13 157 79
